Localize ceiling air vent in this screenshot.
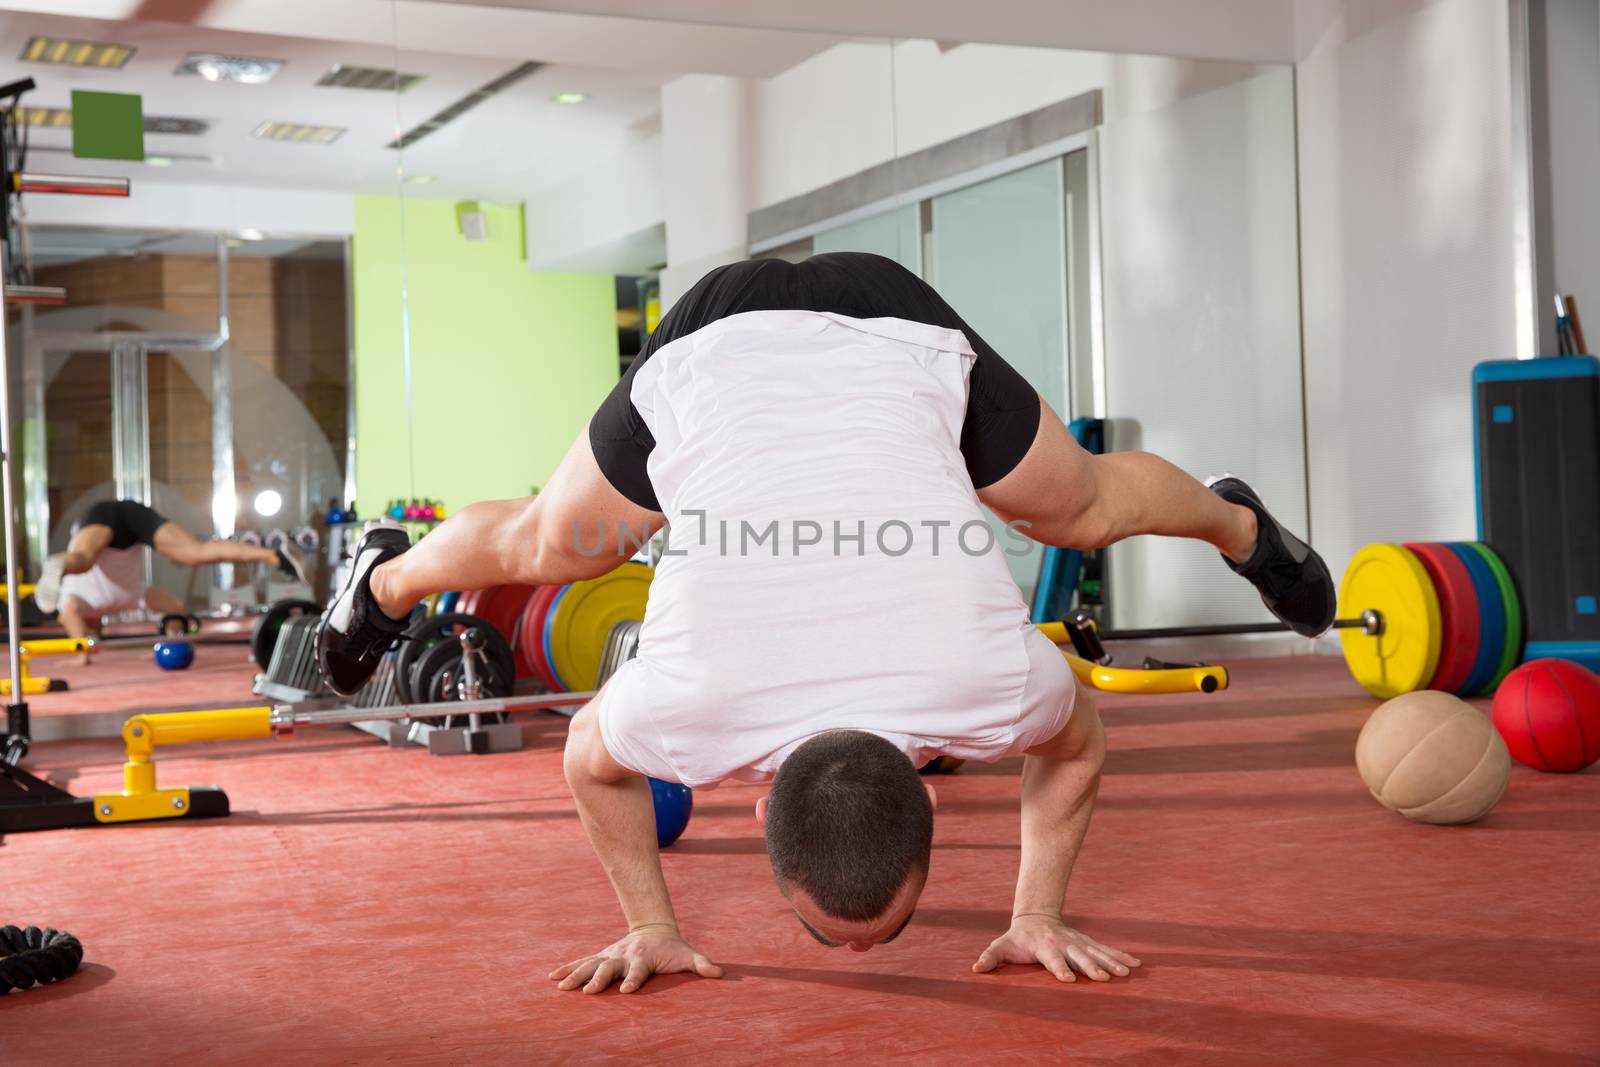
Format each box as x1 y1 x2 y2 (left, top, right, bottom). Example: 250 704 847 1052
253 121 345 145
386 61 542 150
316 64 425 92
144 116 209 136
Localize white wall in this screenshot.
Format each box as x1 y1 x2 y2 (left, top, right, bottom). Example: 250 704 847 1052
1101 67 1306 628
751 40 1278 208
22 180 355 237
523 134 666 274
659 74 756 303
1297 0 1518 577
1536 0 1600 345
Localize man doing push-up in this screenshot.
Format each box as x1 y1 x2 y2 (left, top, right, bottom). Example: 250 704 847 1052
316 253 1335 994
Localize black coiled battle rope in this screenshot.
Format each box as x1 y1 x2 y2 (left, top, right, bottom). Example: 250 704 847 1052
0 925 83 994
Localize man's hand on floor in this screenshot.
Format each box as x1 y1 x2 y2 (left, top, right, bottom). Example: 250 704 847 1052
550 923 724 994
973 914 1140 983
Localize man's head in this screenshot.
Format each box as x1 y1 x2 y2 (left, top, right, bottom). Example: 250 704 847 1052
759 730 934 952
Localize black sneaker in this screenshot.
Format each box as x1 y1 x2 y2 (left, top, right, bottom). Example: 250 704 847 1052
316 524 412 696
1207 475 1336 637
275 544 311 587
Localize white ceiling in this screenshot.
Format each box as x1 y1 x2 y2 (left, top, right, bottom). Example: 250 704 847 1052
427 0 1341 65
0 9 684 201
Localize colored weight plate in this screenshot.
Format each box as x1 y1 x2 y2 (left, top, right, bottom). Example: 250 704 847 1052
1403 542 1483 695
1464 542 1523 690
1338 544 1442 699
455 589 484 617
541 584 574 691
437 591 460 615
464 585 537 677
1443 543 1507 697
546 563 654 692
519 584 567 691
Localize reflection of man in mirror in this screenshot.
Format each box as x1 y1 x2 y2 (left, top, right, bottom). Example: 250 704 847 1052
34 499 309 661
317 252 1335 993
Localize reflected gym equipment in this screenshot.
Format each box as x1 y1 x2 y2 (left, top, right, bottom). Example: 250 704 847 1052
2 85 132 770
250 598 320 669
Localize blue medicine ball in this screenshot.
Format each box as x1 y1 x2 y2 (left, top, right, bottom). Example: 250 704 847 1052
648 777 693 848
153 640 195 671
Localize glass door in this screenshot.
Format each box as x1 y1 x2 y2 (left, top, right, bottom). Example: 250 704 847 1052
928 156 1073 599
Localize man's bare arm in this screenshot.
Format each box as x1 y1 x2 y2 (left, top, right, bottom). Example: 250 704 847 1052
552 698 722 994
370 428 664 619
973 682 1142 982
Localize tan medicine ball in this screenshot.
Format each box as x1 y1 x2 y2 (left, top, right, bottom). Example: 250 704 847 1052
1354 690 1511 825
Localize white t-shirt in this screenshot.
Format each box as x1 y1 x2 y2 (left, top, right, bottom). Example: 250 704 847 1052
598 310 1074 788
59 543 146 615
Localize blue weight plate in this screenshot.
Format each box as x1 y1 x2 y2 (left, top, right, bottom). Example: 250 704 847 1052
542 584 573 692
1445 542 1505 697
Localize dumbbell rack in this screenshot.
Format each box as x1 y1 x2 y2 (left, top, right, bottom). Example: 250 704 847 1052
253 614 525 756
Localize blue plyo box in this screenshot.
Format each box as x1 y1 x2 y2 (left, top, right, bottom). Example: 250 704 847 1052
1473 355 1600 670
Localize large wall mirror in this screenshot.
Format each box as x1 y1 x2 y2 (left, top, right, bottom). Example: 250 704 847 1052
2 5 1307 632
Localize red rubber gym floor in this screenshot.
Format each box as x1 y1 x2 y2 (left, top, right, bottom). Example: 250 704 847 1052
5 655 1597 1065
30 643 262 719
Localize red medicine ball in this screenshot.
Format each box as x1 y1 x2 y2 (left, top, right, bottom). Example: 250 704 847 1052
1490 658 1600 772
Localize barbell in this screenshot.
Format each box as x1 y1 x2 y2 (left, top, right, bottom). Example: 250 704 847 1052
1041 541 1523 700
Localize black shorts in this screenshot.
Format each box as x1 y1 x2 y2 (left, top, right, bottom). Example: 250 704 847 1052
590 252 1042 512
80 499 170 550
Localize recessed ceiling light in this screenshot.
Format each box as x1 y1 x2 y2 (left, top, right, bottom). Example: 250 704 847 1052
402 174 435 185
176 52 283 84
252 121 345 145
146 155 173 167
551 92 587 105
20 36 134 69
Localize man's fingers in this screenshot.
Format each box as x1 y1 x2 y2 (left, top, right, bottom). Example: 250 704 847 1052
557 957 603 991
584 957 625 995
692 953 725 979
1106 946 1142 968
619 958 652 995
1066 944 1110 981
1087 945 1131 977
549 958 588 982
971 943 1004 974
1039 946 1076 983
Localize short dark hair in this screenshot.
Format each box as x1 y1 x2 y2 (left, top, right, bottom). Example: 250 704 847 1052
764 730 934 922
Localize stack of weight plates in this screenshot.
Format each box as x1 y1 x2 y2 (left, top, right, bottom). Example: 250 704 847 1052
513 562 654 692
1338 542 1523 699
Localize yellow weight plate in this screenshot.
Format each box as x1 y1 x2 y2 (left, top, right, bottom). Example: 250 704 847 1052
1339 544 1442 699
547 563 653 690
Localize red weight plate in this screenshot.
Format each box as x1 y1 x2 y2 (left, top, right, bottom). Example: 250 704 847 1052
469 584 537 677
518 584 565 691
1403 542 1482 694
455 588 484 617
